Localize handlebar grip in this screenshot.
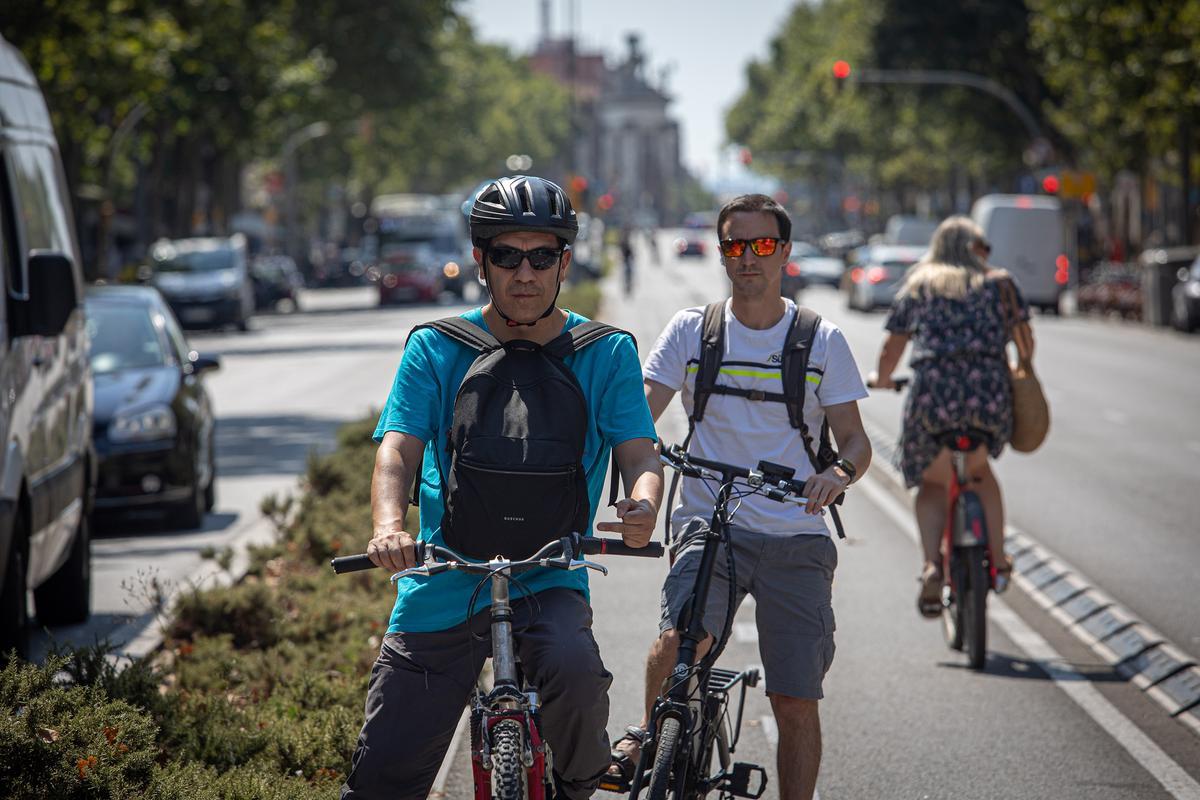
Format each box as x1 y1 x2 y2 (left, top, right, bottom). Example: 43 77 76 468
331 554 377 574
579 538 665 558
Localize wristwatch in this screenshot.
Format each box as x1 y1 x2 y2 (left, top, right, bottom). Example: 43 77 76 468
832 457 857 484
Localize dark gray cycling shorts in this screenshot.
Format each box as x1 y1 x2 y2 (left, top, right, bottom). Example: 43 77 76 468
659 519 838 700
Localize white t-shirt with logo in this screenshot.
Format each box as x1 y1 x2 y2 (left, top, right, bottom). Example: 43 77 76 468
643 298 868 537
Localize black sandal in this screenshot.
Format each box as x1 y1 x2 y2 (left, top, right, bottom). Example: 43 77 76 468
597 726 648 793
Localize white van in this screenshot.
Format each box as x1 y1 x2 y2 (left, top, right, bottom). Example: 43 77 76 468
0 34 95 657
971 194 1067 312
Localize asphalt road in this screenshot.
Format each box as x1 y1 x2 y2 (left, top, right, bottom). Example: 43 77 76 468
35 237 1200 797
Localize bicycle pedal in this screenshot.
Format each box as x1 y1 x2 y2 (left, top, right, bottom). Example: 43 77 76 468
718 762 768 799
595 776 629 793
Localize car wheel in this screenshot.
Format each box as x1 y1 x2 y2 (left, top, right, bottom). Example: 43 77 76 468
203 441 217 513
34 513 91 626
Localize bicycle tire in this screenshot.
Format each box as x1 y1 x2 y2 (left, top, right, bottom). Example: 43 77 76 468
963 545 989 670
941 550 965 652
490 719 527 800
647 716 683 800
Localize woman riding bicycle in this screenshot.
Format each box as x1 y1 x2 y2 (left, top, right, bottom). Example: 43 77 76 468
868 215 1033 618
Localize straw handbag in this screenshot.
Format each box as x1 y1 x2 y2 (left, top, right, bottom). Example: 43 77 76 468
998 278 1049 452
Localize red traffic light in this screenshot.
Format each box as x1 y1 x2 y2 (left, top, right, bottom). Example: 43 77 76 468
569 175 588 193
832 60 851 80
597 193 614 211
1042 174 1060 194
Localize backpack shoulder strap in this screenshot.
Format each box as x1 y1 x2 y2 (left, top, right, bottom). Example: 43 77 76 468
544 321 635 358
408 317 501 352
691 302 726 424
781 306 822 430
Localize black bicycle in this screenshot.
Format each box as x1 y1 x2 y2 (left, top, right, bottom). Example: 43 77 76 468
624 444 839 800
333 533 663 800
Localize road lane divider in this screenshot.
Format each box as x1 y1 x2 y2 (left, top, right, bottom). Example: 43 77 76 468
860 419 1200 738
857 475 1200 798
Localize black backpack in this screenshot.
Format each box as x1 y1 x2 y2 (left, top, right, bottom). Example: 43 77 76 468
408 316 630 561
667 302 846 540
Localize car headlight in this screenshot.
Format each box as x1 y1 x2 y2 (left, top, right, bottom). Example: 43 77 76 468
109 405 177 443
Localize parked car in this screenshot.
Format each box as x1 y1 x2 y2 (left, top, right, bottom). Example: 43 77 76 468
790 240 845 289
0 34 95 657
251 254 305 311
377 241 445 304
674 232 707 258
86 287 220 530
972 195 1067 313
846 245 926 311
1172 256 1200 332
882 215 939 247
144 234 255 330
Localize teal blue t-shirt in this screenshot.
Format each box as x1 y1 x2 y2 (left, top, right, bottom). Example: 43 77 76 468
373 308 656 633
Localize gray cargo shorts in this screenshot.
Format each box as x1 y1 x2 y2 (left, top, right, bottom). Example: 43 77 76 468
659 519 838 700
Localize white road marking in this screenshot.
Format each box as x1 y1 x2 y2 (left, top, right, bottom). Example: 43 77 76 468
858 476 1200 800
734 621 759 644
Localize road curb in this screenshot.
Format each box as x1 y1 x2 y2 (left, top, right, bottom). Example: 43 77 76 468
860 424 1200 740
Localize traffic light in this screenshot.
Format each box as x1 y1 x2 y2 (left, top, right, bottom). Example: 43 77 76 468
1042 174 1060 194
832 60 851 94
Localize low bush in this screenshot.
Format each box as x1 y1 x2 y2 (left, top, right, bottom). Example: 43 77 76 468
2 413 395 797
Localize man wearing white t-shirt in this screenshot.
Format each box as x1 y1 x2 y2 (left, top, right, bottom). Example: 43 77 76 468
606 194 872 800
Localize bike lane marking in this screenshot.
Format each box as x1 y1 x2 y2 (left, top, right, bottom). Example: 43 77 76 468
858 476 1200 800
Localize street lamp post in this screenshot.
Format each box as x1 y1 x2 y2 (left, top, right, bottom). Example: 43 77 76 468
281 121 331 262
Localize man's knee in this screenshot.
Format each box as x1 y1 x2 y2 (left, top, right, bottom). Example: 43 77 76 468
769 694 820 730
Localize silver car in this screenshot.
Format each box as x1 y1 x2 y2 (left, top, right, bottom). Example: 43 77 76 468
847 245 926 311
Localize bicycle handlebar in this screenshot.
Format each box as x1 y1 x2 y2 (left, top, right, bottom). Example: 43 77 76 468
659 443 843 507
330 535 664 575
867 375 910 391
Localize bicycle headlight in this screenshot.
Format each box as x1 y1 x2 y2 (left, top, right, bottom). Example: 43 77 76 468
109 405 177 443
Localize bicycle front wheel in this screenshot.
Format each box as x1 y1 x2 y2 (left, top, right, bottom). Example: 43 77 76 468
490 719 527 800
963 545 989 670
647 716 683 800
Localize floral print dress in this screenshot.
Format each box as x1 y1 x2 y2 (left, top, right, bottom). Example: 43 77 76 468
884 276 1030 487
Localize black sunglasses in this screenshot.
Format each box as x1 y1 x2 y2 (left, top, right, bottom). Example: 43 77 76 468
487 245 564 270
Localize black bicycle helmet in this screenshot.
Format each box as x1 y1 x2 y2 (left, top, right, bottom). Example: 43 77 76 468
470 175 578 246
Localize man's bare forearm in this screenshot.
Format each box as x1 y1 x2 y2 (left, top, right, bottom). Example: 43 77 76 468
371 444 413 531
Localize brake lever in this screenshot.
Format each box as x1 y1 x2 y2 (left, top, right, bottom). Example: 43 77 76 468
390 565 431 582
568 559 608 575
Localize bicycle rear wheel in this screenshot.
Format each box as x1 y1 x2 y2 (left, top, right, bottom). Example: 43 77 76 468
941 550 965 652
962 545 989 670
490 719 527 800
647 716 682 800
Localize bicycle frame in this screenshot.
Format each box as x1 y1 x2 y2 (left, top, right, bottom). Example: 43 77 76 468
939 437 993 668
469 565 553 800
631 448 788 799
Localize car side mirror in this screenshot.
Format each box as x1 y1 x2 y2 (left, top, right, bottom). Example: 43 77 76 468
23 251 80 337
1179 267 1191 283
188 352 221 374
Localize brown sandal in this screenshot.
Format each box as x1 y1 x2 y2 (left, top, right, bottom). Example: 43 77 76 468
917 563 944 618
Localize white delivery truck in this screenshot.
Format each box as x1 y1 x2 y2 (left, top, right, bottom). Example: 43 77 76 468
971 194 1068 312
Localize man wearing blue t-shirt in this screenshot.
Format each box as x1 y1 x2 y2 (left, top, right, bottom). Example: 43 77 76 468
341 176 663 800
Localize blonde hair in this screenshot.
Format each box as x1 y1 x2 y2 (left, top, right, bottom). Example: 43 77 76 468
900 215 988 300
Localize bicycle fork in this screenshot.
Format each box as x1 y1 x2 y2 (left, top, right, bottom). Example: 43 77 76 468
470 569 555 800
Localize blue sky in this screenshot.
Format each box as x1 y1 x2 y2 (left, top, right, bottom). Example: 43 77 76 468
462 0 797 185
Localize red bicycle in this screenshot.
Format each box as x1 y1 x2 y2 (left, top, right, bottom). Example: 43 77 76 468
333 534 662 799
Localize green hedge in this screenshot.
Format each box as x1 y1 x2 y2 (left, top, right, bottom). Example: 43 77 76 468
1 416 393 797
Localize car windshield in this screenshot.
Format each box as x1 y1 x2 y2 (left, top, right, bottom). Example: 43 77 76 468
85 304 167 374
154 249 235 273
